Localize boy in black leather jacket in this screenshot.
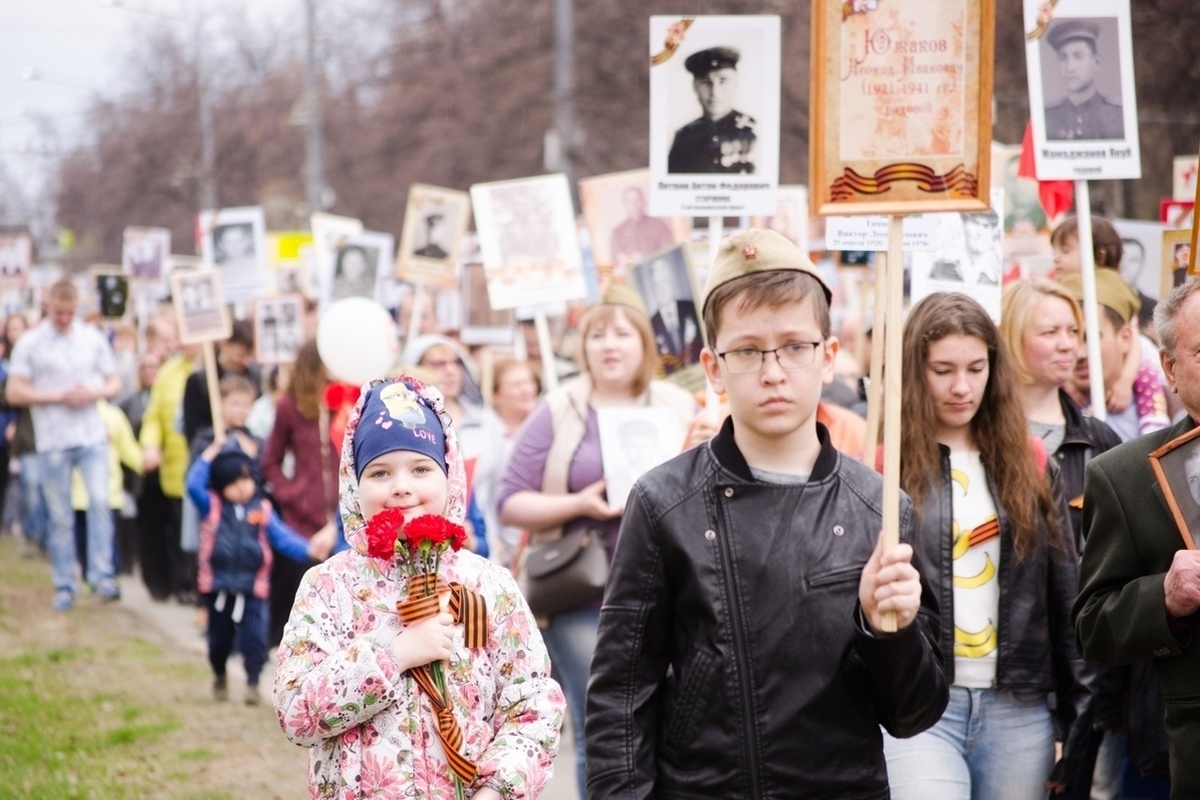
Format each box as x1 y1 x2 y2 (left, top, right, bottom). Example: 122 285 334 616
585 228 948 799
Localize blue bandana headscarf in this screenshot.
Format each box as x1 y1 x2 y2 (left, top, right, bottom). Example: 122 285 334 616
352 379 447 480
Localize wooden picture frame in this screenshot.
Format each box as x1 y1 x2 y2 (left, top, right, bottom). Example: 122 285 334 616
1148 424 1200 550
1191 142 1200 277
1161 229 1194 301
170 269 231 346
810 0 995 216
396 184 471 288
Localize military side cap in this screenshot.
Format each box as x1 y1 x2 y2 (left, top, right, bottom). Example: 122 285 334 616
1061 270 1140 325
702 229 831 313
684 47 740 77
602 281 647 317
1047 20 1100 51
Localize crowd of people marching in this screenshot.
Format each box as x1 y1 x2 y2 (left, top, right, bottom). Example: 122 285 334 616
3 217 1197 800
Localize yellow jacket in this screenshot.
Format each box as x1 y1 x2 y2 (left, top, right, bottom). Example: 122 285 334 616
72 400 143 510
137 353 194 498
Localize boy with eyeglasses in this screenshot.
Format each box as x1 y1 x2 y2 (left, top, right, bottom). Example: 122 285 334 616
585 228 948 799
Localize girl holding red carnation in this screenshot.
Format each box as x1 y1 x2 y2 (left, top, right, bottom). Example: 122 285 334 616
274 375 565 799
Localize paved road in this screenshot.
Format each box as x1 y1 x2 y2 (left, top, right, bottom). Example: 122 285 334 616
117 570 580 799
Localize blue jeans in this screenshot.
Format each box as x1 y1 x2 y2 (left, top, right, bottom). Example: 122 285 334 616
884 685 1055 800
541 606 598 800
40 443 114 595
18 452 48 549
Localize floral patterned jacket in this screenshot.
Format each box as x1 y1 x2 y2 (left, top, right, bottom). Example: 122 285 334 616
274 376 565 799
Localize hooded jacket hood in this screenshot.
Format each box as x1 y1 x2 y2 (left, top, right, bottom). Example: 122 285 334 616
338 374 468 557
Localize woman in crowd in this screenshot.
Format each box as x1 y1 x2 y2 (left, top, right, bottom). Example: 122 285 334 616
497 285 697 799
260 339 337 647
475 357 542 568
1000 279 1122 549
884 292 1094 800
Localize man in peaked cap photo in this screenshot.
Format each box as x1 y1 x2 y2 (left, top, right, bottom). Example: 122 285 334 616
1044 18 1124 141
667 46 757 174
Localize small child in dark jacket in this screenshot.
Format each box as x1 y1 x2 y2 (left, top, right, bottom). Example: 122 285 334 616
186 436 319 705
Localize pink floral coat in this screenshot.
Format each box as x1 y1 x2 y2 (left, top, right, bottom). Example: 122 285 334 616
274 377 565 799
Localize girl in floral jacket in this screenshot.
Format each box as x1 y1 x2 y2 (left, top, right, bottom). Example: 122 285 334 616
274 375 564 799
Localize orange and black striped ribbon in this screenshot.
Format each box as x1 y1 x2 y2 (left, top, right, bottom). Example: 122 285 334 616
967 517 1000 549
829 163 979 202
395 572 489 784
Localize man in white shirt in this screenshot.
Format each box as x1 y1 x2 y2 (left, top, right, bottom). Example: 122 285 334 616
7 280 122 611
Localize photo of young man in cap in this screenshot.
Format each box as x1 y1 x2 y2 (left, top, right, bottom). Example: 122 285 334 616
1043 18 1124 141
667 46 757 174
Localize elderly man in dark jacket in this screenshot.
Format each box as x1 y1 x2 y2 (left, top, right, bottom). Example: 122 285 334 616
1075 278 1200 799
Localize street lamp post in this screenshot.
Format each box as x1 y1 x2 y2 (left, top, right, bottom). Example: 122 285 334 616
303 0 324 215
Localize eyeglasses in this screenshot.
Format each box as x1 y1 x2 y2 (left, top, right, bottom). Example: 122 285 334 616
717 341 823 374
423 359 460 370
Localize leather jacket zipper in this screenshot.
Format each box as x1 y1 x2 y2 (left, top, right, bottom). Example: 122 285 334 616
715 503 763 798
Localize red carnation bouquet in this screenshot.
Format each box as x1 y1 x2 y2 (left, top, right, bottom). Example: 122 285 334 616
364 509 472 799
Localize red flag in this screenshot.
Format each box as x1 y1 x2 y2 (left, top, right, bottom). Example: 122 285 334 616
1017 121 1074 225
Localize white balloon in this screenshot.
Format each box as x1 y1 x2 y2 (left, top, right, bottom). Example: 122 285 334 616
317 297 399 386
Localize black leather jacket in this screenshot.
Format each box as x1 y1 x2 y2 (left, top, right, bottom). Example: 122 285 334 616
915 444 1097 787
585 419 948 799
1052 389 1122 550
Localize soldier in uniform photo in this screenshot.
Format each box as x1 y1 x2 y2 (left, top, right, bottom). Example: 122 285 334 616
413 212 449 260
609 186 674 270
668 46 756 174
1044 19 1124 141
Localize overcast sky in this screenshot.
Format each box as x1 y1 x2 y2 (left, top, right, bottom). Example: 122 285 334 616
0 0 299 203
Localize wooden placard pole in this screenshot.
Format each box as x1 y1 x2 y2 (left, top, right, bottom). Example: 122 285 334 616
203 340 226 441
533 309 558 394
406 284 426 347
1074 180 1107 422
879 216 905 633
863 268 887 466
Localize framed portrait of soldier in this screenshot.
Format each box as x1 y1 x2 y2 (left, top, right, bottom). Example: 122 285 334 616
811 0 995 216
170 269 231 346
1149 424 1200 550
396 184 470 288
631 245 706 392
1161 229 1195 300
579 169 690 280
910 189 1006 322
198 206 270 304
597 406 687 510
1023 1 1140 181
253 295 303 365
93 269 130 319
0 232 32 284
470 173 586 310
330 231 394 306
648 15 781 217
121 227 170 285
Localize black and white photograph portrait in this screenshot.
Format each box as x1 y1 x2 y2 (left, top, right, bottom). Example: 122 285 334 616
631 244 703 376
254 295 304 365
1040 18 1124 141
198 206 270 304
396 184 470 288
0 233 32 280
329 231 393 306
1023 0 1140 181
649 15 780 216
170 269 231 345
122 227 171 282
910 191 1006 322
597 406 686 510
95 272 129 319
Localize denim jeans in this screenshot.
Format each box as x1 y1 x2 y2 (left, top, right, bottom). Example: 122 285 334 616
884 685 1055 800
18 452 48 549
541 606 599 800
40 443 114 595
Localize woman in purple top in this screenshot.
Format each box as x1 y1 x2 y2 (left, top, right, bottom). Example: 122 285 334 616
498 286 697 799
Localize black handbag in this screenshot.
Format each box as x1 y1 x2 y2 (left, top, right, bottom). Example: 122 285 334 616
521 529 609 620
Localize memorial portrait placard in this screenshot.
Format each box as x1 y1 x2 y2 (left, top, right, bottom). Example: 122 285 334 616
170 269 231 346
198 206 270 305
1149 424 1200 550
396 184 471 288
810 0 995 216
1023 0 1140 181
648 15 781 217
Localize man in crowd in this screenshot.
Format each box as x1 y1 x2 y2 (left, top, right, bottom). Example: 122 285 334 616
1075 277 1200 797
6 280 122 611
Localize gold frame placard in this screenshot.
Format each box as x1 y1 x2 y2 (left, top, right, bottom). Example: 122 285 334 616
1149 424 1200 551
810 0 995 216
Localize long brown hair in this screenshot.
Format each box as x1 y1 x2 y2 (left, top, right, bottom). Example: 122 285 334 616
900 293 1057 560
288 339 326 420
